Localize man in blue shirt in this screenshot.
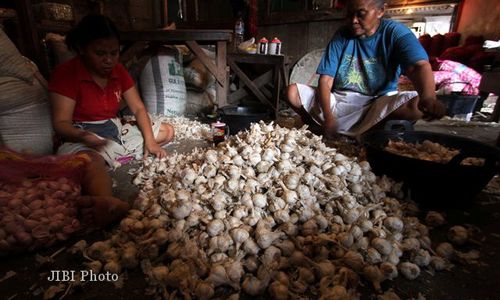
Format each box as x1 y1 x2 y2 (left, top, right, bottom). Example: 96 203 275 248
285 0 445 138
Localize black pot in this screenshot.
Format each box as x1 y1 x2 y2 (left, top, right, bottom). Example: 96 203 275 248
362 121 500 208
217 105 271 135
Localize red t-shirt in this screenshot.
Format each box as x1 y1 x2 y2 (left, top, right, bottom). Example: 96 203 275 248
48 56 135 122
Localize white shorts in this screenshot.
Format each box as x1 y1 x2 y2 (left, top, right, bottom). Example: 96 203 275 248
296 83 418 136
57 117 162 167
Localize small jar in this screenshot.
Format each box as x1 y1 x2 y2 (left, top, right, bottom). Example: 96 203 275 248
268 37 282 55
258 37 269 55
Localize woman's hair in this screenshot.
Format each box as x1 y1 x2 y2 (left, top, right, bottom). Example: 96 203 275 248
372 0 386 9
65 14 119 52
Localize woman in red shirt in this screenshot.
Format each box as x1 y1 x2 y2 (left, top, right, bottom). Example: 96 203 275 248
48 15 174 225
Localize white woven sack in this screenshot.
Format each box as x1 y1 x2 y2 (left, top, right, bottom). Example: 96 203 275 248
0 76 54 154
139 47 187 116
0 28 36 82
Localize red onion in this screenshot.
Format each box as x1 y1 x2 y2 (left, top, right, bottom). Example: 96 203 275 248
21 180 33 188
4 222 21 234
8 198 22 210
32 225 50 239
52 190 66 199
47 181 60 190
24 219 39 230
20 205 31 217
36 180 48 189
14 231 33 246
60 183 73 192
28 200 43 210
56 232 69 241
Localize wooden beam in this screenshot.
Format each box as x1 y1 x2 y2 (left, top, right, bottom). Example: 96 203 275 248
185 40 224 86
227 57 275 110
120 29 232 44
14 0 40 66
229 70 273 103
216 40 228 108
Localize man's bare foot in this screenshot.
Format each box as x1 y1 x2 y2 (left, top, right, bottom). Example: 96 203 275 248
77 196 130 227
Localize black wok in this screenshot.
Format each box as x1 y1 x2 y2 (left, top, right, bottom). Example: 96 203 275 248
362 121 500 208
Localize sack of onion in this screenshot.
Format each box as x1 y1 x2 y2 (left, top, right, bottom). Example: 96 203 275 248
0 149 90 255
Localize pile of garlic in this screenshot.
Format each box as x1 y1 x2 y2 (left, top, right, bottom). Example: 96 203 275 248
121 115 211 143
0 178 81 255
78 122 448 299
154 115 211 142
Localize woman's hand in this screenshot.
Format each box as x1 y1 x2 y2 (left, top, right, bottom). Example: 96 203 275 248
419 97 446 120
144 141 167 159
80 131 108 149
323 115 339 139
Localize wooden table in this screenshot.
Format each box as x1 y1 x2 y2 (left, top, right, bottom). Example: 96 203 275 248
120 29 232 107
227 53 291 115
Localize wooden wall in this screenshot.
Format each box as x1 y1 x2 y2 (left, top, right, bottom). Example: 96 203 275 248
456 0 500 42
258 19 344 66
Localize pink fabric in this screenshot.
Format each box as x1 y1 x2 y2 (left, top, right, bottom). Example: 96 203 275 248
434 70 480 95
436 60 481 95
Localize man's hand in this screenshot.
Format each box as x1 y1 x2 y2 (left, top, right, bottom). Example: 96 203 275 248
144 141 167 159
419 97 446 120
323 115 339 139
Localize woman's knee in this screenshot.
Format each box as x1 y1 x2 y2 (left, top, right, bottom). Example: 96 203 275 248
390 97 423 121
80 151 107 170
156 123 175 145
285 84 301 108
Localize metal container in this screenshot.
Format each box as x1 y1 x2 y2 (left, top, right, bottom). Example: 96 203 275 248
362 121 500 208
217 105 271 135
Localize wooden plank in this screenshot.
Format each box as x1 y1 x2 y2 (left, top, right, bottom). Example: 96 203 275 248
228 53 284 65
216 40 228 108
120 29 232 44
227 57 275 110
15 0 42 69
273 64 281 116
229 70 273 103
185 40 224 86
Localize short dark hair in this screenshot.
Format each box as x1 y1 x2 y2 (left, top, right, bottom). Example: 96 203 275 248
65 14 119 52
347 0 386 9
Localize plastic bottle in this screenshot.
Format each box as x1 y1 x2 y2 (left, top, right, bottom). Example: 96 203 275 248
234 12 244 49
258 37 269 55
268 37 282 55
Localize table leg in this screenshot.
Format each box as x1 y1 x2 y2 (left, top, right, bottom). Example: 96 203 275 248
185 40 228 108
273 64 281 118
491 96 500 122
227 57 275 109
216 41 228 108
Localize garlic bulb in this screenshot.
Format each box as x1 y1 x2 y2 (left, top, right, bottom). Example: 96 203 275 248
447 225 468 246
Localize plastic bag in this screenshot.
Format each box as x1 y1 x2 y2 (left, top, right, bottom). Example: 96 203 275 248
0 149 90 255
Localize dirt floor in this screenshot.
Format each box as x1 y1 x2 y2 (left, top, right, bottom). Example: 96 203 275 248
1 117 499 300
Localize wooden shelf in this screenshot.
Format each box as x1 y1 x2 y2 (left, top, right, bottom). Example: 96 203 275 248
120 29 232 44
38 19 72 33
0 7 16 19
260 9 345 25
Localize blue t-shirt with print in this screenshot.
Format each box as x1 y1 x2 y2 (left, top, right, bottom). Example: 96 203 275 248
316 18 428 96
